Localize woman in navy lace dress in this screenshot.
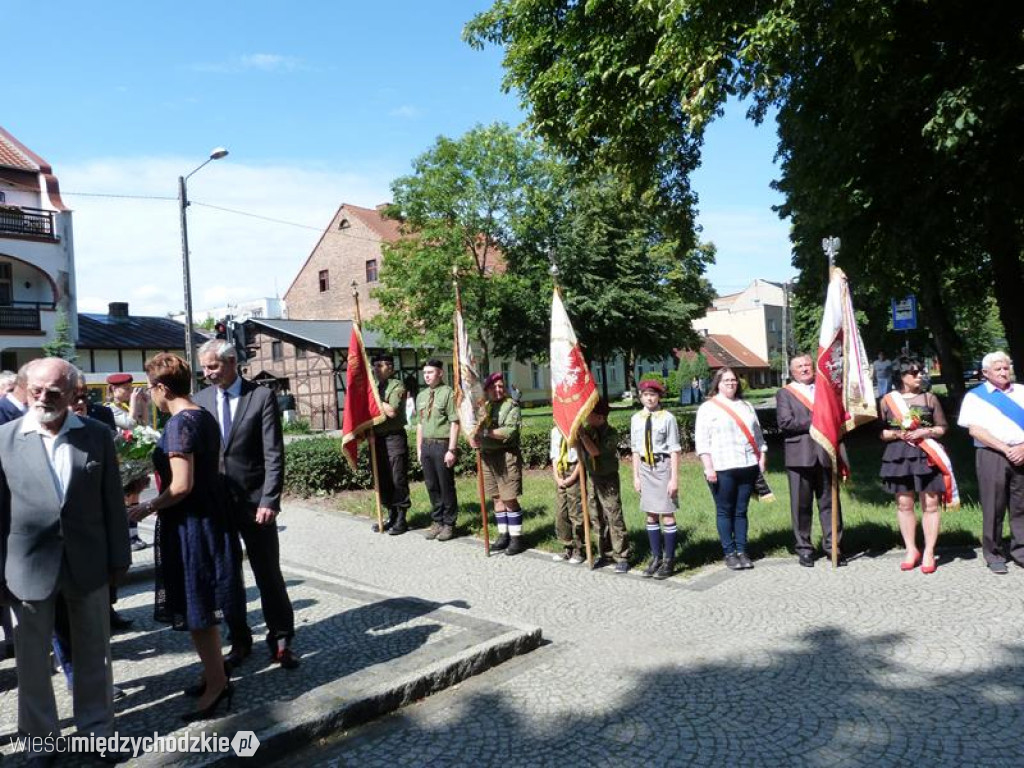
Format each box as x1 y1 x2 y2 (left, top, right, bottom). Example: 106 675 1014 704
128 353 242 721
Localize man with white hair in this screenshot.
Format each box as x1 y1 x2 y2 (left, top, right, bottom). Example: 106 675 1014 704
0 357 131 762
957 351 1024 574
0 365 29 424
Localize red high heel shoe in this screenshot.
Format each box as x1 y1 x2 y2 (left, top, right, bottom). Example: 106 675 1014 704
920 556 937 574
900 552 922 571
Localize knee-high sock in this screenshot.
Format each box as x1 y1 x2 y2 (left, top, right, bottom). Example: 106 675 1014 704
506 508 523 537
495 511 509 533
663 523 677 561
647 523 662 559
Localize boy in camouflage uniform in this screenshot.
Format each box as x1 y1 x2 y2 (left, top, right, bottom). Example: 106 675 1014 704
473 373 525 555
550 425 584 563
580 398 630 573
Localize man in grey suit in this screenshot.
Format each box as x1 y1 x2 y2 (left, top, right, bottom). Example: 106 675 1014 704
0 358 131 762
195 340 298 669
777 354 845 567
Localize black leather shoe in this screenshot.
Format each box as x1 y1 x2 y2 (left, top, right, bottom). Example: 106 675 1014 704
371 510 398 533
504 536 526 556
273 647 300 669
724 553 742 571
224 641 252 668
798 553 815 568
653 559 675 580
642 557 662 578
491 532 510 552
109 610 134 633
737 552 754 570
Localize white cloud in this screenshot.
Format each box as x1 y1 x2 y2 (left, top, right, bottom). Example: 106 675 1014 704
192 53 305 74
389 105 421 119
61 157 392 318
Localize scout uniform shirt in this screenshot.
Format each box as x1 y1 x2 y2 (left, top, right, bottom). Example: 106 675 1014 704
479 398 521 453
417 384 459 439
584 423 621 478
630 408 681 461
377 377 407 435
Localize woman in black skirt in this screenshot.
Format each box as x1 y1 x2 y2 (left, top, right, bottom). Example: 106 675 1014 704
878 357 948 574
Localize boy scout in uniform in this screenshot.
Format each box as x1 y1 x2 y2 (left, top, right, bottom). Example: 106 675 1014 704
416 359 460 540
550 425 584 563
473 372 525 555
580 398 630 573
371 353 411 534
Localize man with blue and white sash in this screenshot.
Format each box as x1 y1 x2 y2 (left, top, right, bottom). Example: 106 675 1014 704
957 351 1024 574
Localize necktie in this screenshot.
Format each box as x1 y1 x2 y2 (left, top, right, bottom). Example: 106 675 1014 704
220 391 233 444
425 388 435 420
557 436 570 474
644 412 655 465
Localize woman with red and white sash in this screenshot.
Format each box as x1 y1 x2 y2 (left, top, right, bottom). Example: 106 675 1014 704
878 357 958 574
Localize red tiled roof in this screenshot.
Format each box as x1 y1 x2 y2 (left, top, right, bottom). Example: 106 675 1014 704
0 126 44 171
678 335 768 370
341 203 403 242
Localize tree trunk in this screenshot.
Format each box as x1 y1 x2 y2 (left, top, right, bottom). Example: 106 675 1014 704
916 267 966 400
989 239 1024 377
625 348 637 398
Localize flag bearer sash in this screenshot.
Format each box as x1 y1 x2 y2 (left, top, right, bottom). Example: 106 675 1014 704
709 397 775 503
970 384 1024 431
784 383 814 412
883 392 960 508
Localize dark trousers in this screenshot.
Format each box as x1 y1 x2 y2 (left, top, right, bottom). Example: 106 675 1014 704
712 465 758 555
976 448 1024 565
787 464 842 555
229 505 295 648
374 432 411 511
422 440 458 525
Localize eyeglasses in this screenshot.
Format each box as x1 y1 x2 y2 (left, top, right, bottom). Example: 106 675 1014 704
906 369 922 376
28 386 66 400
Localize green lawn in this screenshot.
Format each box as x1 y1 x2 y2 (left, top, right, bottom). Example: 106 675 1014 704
333 425 988 569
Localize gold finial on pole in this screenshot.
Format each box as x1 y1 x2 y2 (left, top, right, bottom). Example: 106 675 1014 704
351 280 362 325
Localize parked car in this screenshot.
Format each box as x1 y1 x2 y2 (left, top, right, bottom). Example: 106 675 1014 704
963 360 983 381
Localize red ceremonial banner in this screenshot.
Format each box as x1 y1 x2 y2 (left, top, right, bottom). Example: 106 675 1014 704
340 323 384 467
550 289 598 444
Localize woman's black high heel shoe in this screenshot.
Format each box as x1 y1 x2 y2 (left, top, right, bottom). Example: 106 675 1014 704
181 681 234 723
184 661 233 697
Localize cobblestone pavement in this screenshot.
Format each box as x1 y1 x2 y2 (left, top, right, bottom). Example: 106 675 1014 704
0 515 537 766
278 504 1024 768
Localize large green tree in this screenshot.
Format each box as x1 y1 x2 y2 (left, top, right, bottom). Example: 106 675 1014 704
467 1 1024 394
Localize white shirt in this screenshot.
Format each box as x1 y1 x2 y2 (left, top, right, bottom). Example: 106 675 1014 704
787 381 815 404
630 409 682 456
695 395 766 471
20 410 85 504
549 426 579 463
4 393 27 413
957 381 1024 447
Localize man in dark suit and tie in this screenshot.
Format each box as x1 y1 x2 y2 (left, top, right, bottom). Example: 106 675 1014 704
0 365 29 425
195 339 298 669
0 357 131 763
776 354 845 567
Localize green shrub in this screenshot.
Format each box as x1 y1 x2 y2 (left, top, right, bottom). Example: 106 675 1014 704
285 437 371 496
281 418 312 434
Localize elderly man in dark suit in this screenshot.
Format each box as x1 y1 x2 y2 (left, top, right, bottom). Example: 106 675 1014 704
195 339 298 669
776 354 845 567
0 357 131 763
0 364 29 425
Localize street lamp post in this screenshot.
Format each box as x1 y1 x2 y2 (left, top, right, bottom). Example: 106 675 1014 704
179 147 228 388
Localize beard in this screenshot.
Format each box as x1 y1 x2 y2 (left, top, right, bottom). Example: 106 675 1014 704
34 405 65 425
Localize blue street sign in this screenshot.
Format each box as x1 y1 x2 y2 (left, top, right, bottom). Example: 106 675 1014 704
892 296 917 331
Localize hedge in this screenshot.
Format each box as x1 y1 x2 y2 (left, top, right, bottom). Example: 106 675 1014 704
281 407 782 497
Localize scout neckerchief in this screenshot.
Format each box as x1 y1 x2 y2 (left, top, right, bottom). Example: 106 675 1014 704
708 396 776 502
556 433 573 474
882 391 960 508
784 382 814 412
971 383 1024 431
642 410 656 466
421 386 436 421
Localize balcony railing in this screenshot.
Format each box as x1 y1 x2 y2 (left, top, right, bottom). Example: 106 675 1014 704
0 301 54 331
0 206 56 239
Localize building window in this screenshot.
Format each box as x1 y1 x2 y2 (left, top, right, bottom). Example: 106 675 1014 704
768 319 777 332
271 341 283 361
318 270 330 292
501 361 511 385
365 259 379 283
0 263 11 305
531 363 541 390
295 346 306 359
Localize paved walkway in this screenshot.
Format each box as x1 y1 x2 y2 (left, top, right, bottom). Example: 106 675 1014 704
278 504 1024 768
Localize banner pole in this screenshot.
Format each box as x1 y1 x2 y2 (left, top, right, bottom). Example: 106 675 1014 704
577 439 594 568
352 280 385 534
476 450 490 556
831 457 839 568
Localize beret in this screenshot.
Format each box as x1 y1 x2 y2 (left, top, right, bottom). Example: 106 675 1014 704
106 373 133 385
483 372 504 390
638 378 665 395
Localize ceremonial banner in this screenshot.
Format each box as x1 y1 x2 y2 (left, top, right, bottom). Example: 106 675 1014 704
550 289 599 444
810 267 877 475
453 291 486 439
340 322 384 468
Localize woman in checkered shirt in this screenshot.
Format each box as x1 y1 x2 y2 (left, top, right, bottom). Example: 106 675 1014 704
695 367 767 571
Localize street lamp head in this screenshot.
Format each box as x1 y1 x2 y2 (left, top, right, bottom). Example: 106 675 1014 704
209 147 229 160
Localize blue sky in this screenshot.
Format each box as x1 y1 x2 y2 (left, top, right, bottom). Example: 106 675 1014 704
4 0 791 315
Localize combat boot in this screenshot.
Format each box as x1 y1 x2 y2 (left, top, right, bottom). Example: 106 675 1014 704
388 508 408 535
491 532 510 551
504 536 526 556
371 508 397 533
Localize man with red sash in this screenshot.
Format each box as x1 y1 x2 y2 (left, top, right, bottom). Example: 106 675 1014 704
777 354 844 567
957 351 1024 574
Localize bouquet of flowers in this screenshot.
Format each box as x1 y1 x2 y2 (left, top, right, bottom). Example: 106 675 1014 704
888 407 932 432
115 425 161 492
